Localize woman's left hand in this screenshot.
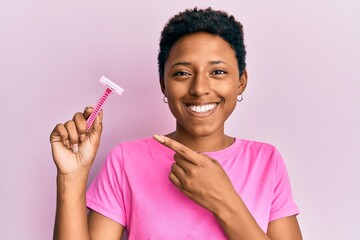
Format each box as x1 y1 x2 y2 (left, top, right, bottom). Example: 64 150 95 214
153 135 240 214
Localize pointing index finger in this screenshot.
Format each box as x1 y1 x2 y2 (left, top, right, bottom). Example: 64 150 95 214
153 135 199 164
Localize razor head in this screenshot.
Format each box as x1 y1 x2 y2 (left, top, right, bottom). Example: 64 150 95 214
99 76 124 95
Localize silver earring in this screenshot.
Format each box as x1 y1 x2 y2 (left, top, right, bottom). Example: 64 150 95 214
237 94 243 102
163 95 168 103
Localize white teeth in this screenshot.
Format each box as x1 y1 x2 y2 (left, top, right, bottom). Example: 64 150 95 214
188 103 217 113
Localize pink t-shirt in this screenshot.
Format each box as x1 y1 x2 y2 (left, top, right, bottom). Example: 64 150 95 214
86 137 299 239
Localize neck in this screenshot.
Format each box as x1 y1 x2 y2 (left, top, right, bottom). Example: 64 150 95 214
166 124 234 152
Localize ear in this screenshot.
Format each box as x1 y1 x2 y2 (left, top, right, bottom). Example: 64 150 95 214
160 78 166 95
237 70 248 94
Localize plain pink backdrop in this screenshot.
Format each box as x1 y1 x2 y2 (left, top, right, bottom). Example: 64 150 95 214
1 0 359 239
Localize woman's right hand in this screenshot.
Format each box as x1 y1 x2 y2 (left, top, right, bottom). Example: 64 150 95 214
50 107 103 175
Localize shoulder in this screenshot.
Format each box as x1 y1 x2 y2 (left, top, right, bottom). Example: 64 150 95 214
102 137 152 164
239 138 278 156
108 137 155 155
236 138 285 170
106 136 170 164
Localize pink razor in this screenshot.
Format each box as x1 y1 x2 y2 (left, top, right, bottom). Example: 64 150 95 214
86 76 124 131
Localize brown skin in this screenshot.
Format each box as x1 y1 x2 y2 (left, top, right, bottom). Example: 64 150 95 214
51 108 124 240
161 32 245 152
153 135 302 240
50 32 302 239
154 32 302 239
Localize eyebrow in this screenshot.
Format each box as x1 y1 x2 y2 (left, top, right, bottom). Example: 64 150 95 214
208 60 228 65
170 60 228 68
170 61 191 68
208 60 226 65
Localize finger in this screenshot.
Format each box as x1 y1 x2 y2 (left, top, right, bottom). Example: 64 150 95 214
171 162 187 178
50 123 70 148
169 172 182 189
64 120 79 153
83 106 93 120
153 135 199 164
174 153 196 172
73 112 87 142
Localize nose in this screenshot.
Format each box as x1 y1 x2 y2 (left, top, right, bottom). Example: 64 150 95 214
189 73 211 96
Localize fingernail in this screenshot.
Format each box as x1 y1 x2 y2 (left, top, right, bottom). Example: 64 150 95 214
72 144 78 153
154 134 165 143
65 140 70 148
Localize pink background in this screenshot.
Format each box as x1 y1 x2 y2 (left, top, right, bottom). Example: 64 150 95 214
1 0 359 239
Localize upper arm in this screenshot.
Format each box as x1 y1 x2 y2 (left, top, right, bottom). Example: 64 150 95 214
267 215 302 240
88 210 125 240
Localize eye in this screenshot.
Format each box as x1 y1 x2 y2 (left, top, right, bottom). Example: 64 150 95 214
173 71 191 77
212 70 227 75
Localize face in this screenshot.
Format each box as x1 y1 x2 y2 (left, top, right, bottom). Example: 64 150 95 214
162 32 247 138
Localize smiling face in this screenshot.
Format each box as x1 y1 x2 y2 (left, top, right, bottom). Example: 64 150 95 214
162 32 247 140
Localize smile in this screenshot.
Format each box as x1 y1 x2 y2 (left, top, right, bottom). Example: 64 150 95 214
186 103 218 113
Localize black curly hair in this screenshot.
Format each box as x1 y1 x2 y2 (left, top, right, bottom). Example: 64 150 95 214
158 7 246 82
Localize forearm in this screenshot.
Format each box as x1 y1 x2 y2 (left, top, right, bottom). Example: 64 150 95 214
54 171 90 240
213 195 270 240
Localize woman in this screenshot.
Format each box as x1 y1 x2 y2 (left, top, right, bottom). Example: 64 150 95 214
50 8 302 240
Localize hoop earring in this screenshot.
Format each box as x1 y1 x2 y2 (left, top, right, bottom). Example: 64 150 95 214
237 94 243 102
163 95 168 103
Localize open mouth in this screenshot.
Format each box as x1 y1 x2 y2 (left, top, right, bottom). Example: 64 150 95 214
186 103 218 113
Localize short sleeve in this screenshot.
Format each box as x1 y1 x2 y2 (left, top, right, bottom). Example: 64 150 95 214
269 149 300 222
86 146 127 226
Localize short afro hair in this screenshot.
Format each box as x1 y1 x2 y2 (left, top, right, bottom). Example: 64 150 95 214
158 7 246 81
